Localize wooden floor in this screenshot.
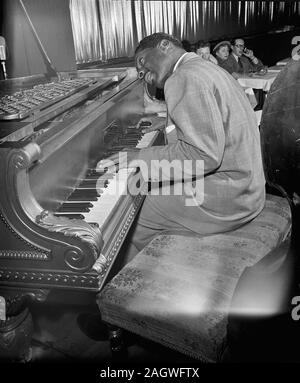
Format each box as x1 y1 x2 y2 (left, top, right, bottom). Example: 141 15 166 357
1 300 201 382
27 301 195 365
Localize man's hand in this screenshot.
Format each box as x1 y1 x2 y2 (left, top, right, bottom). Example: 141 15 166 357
137 117 153 132
243 48 254 59
243 48 259 65
96 148 141 172
137 117 165 134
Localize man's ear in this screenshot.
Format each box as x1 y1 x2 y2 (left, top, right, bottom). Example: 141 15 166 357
158 39 170 53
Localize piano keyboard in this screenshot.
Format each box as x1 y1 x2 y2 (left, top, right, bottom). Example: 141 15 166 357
54 128 158 230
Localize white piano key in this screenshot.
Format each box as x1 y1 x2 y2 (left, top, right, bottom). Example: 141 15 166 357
136 129 157 148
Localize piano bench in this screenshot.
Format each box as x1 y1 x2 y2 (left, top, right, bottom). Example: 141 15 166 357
97 194 291 362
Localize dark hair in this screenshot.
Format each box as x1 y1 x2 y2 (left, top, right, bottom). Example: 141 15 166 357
196 40 211 50
181 39 192 52
231 38 244 46
135 32 182 55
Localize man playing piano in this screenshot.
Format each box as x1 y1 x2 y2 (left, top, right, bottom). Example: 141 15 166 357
98 32 266 264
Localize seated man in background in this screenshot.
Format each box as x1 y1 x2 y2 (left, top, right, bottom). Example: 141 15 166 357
196 41 218 64
218 38 266 109
219 38 264 79
213 40 257 109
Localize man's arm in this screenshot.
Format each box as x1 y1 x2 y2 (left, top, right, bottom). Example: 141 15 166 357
243 49 264 71
136 70 225 182
249 57 264 72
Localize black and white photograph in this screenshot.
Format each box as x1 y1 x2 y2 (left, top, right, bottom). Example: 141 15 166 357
0 0 300 375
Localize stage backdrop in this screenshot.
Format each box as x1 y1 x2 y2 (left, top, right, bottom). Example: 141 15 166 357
1 0 77 78
69 0 300 64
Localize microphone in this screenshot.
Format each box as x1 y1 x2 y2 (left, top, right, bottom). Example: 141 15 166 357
0 36 8 79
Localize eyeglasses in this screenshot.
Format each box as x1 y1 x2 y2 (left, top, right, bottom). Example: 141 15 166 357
235 44 245 48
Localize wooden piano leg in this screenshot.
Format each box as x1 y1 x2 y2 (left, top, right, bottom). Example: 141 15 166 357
108 325 128 362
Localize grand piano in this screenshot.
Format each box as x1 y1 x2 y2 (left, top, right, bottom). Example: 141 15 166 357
0 2 167 361
0 67 166 318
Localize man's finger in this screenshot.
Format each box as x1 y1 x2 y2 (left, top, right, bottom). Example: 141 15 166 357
96 154 119 170
142 124 165 134
137 118 152 129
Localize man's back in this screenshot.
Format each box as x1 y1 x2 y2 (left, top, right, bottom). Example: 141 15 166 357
163 53 265 229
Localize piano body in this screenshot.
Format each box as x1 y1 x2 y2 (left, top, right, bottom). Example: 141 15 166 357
0 69 165 311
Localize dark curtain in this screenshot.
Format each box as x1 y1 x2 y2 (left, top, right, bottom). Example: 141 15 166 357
69 0 300 64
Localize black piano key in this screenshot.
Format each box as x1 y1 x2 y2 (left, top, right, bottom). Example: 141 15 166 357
83 174 102 180
68 196 98 202
57 206 90 213
62 202 93 208
86 171 114 179
73 189 102 195
110 145 126 150
122 132 141 136
68 193 99 201
86 169 107 176
71 188 99 194
71 191 101 198
83 174 112 181
76 185 97 190
92 181 108 188
118 140 139 145
54 213 85 220
79 179 97 184
78 180 108 188
75 187 106 194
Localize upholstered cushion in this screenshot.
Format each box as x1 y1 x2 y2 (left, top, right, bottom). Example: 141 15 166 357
97 194 291 362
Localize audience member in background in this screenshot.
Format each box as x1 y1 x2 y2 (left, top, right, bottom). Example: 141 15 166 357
213 40 231 66
181 39 192 52
218 38 265 79
196 41 218 64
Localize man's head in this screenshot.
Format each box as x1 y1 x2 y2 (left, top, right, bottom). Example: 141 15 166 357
135 32 185 89
213 41 230 61
231 38 245 57
196 41 211 60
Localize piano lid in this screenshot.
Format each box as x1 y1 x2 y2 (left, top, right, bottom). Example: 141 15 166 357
2 0 76 79
0 66 138 143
